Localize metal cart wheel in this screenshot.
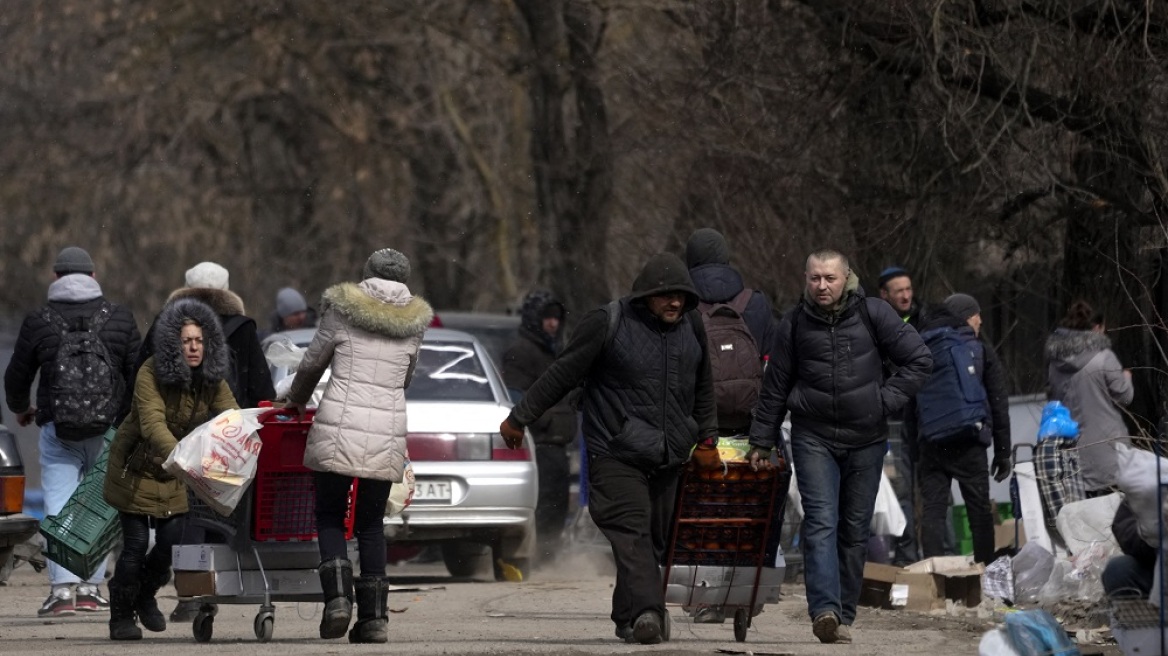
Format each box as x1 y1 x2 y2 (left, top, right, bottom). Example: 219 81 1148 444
661 611 671 642
193 613 214 643
254 611 275 642
733 608 749 642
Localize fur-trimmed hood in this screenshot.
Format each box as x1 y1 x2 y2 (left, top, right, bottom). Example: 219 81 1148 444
1046 327 1112 374
321 279 433 339
152 297 231 387
166 286 246 317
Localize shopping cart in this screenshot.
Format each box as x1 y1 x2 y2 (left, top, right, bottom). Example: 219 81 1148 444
176 407 357 642
663 449 790 642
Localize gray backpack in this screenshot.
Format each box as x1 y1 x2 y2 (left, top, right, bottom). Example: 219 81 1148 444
42 303 122 440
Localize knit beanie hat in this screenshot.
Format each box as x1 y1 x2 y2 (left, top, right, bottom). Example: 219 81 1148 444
685 228 731 268
944 293 981 321
877 266 909 289
363 248 411 283
276 287 308 318
185 262 230 290
53 246 95 275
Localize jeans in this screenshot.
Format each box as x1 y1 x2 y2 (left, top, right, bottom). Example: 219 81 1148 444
587 455 678 630
791 433 886 625
535 444 570 560
39 422 108 586
111 512 184 586
918 441 995 565
315 471 391 578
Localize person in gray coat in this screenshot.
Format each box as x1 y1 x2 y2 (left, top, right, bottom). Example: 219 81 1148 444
1045 300 1134 497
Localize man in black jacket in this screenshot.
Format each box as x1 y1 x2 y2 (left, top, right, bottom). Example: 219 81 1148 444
747 249 931 644
501 289 575 563
904 294 1011 567
5 246 141 617
686 228 776 357
499 253 718 645
1102 500 1157 598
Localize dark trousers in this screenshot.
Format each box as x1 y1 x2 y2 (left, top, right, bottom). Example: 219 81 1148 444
918 441 995 565
1102 555 1155 598
112 512 184 585
891 455 919 565
315 471 392 578
535 444 571 560
587 454 678 629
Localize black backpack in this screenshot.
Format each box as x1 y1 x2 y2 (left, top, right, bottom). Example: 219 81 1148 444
696 288 763 432
42 303 123 440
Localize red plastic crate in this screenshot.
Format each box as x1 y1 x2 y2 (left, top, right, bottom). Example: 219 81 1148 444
251 408 356 541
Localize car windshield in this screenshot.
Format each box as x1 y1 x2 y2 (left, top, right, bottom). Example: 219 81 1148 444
405 341 496 403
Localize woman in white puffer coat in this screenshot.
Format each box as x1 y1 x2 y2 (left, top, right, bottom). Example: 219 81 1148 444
284 248 432 644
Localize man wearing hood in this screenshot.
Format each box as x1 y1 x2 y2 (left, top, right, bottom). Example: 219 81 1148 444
685 228 776 356
502 290 575 562
746 249 931 644
499 253 717 645
5 246 141 618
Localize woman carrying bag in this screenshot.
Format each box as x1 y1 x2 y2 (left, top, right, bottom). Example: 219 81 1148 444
283 248 431 644
103 298 238 640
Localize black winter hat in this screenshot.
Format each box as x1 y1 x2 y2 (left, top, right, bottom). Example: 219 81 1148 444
944 293 981 321
363 248 411 283
53 246 95 275
631 253 699 312
877 266 909 289
685 228 731 268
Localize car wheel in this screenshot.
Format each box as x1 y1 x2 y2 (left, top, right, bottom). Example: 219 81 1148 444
441 543 487 578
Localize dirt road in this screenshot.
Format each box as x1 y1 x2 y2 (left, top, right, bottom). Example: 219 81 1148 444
0 551 1026 656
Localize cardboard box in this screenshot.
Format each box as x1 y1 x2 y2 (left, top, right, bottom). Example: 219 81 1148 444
174 568 321 598
898 556 985 611
859 562 901 609
995 518 1026 552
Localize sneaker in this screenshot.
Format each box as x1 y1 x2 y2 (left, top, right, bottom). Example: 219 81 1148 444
632 610 663 645
38 588 76 618
838 623 853 644
693 606 727 624
75 584 110 612
170 600 201 623
812 610 841 644
615 624 635 643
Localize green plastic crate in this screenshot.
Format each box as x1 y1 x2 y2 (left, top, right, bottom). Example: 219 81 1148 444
39 430 121 580
952 505 971 542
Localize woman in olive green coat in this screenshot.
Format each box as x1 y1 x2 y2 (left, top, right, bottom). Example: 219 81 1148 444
103 297 238 640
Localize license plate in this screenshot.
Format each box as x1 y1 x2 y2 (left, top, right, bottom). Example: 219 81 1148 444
413 480 452 502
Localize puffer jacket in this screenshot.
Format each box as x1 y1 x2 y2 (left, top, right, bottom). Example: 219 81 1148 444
287 278 432 482
1046 328 1133 491
502 291 577 446
136 286 275 408
749 272 932 449
509 253 717 470
104 298 238 517
4 274 140 426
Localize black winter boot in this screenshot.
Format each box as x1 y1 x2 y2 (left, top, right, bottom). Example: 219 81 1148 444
135 566 171 632
108 579 143 641
318 558 354 639
348 577 388 644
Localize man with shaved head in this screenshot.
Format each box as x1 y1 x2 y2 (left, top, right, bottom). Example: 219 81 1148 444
746 249 931 644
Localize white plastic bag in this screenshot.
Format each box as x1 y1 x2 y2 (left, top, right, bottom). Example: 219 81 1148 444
870 471 906 537
385 453 416 516
1115 443 1168 546
163 408 267 515
979 628 1022 656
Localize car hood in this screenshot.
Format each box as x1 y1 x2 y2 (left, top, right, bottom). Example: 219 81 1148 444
406 402 510 433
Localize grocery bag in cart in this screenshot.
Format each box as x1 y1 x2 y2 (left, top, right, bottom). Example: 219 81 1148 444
164 407 267 515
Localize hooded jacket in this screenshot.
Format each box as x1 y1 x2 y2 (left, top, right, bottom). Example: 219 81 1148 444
748 272 931 449
103 298 238 517
136 286 275 409
5 274 140 427
1046 328 1133 490
287 278 432 482
509 253 717 470
502 291 576 446
686 238 777 356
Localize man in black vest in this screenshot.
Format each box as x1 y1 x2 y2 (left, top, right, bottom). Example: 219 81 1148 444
499 253 718 645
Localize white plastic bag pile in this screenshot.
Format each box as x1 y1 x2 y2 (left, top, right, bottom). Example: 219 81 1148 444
163 408 267 515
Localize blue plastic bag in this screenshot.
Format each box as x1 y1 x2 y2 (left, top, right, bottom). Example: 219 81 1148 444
1037 401 1079 441
1004 609 1079 656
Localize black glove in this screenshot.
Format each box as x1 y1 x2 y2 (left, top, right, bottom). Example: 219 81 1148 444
991 451 1012 483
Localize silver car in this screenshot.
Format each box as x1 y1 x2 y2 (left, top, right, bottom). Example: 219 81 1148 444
263 327 538 580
